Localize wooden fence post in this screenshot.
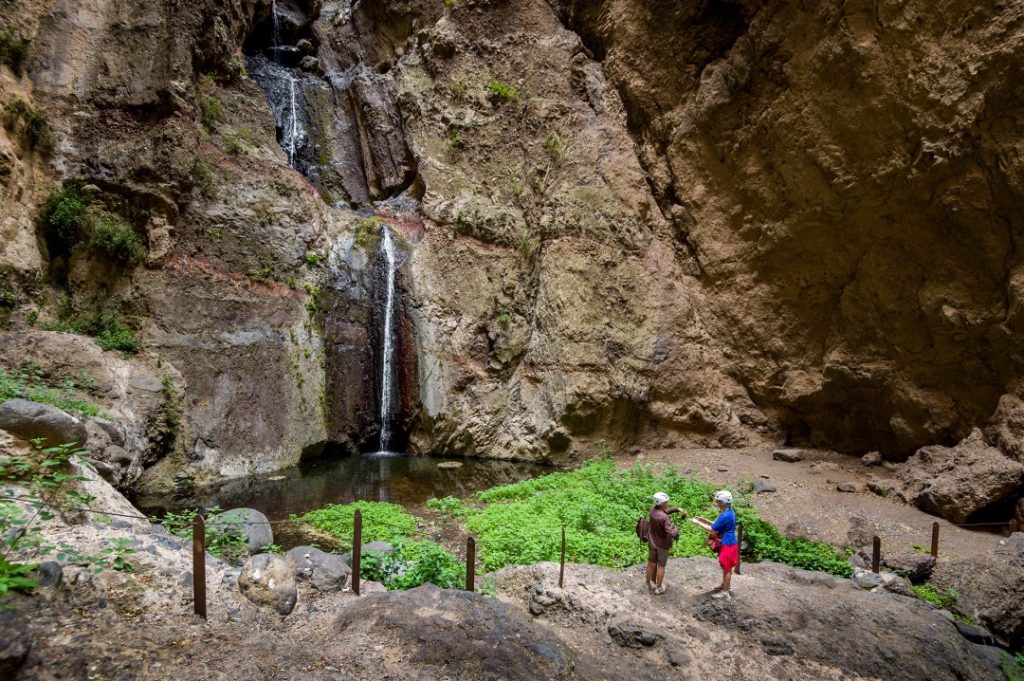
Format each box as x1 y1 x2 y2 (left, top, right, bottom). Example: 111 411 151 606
352 509 362 596
559 526 566 588
872 536 881 574
931 522 940 559
192 514 207 620
466 536 476 592
735 522 744 575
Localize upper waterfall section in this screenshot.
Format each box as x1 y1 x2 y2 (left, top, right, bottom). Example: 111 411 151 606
244 0 420 208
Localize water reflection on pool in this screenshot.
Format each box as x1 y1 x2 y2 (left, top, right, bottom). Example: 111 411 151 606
135 454 551 521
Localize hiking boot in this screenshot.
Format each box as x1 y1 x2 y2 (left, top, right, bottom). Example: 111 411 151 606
653 585 667 595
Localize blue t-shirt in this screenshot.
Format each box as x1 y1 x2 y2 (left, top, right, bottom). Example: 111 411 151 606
711 508 737 546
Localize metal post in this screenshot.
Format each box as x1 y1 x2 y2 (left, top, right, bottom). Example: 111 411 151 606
872 536 881 574
931 522 939 559
192 514 207 620
735 522 744 575
559 526 566 588
352 510 362 596
466 536 476 592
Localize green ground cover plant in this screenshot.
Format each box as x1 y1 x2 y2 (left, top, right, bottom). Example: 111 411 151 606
461 460 853 576
0 366 102 417
294 500 417 548
360 539 465 591
911 583 958 610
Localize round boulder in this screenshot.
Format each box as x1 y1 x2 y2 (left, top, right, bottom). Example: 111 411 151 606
239 553 297 616
286 546 351 592
209 508 273 553
0 399 87 446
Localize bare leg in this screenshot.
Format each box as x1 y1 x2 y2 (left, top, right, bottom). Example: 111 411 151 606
645 561 655 588
655 564 666 588
721 567 732 593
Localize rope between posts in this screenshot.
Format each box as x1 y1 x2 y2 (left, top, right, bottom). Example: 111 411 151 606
1 496 301 526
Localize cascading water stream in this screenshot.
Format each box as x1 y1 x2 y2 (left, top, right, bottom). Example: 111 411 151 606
378 226 398 452
287 75 298 167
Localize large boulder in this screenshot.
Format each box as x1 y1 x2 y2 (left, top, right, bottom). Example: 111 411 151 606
0 399 87 446
987 393 1024 462
285 546 350 592
238 553 297 616
933 533 1024 649
0 611 30 677
209 508 273 553
899 429 1024 523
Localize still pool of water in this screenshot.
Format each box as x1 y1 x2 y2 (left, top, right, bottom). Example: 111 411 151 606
134 454 551 522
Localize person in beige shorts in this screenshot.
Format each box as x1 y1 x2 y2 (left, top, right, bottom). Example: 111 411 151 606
645 492 685 594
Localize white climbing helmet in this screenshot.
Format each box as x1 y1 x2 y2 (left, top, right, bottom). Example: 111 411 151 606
714 490 733 505
653 492 670 505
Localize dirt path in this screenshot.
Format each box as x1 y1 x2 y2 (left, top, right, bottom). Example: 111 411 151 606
620 448 1005 561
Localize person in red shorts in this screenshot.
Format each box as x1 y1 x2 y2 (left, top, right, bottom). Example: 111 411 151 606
708 490 738 599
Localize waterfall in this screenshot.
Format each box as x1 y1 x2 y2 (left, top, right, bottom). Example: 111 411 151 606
271 0 281 50
378 226 397 452
287 74 298 167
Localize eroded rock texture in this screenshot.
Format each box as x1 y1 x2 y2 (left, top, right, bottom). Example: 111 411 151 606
554 0 1024 457
2 0 1024 501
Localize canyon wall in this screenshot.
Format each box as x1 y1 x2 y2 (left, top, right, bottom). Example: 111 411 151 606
1 0 1024 509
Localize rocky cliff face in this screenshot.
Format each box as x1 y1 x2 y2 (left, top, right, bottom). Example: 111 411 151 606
2 0 1024 510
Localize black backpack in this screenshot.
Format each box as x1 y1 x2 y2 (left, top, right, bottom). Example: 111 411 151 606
636 516 650 543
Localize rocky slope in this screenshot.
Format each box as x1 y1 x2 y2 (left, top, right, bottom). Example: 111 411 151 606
1 0 1023 522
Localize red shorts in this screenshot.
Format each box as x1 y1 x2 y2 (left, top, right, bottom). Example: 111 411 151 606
718 543 739 571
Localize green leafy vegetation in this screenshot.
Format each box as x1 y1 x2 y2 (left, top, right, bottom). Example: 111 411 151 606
1002 652 1024 681
51 306 139 353
354 216 385 250
194 159 217 195
446 127 464 156
487 80 519 102
37 185 147 272
0 29 29 75
464 460 853 576
163 507 249 565
100 537 137 573
0 366 102 417
304 252 324 267
425 496 464 515
912 583 958 610
88 213 148 265
542 129 565 163
38 184 91 256
360 539 465 590
294 501 417 548
0 441 96 594
200 94 226 128
222 128 250 155
3 99 48 148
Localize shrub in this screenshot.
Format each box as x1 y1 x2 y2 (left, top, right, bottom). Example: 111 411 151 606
487 80 518 102
222 128 250 155
446 127 464 156
89 213 147 265
0 366 102 417
199 94 226 128
360 539 465 591
295 501 417 548
3 99 47 147
466 460 853 576
163 507 249 565
52 307 139 353
38 185 91 255
0 29 29 75
354 216 384 250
